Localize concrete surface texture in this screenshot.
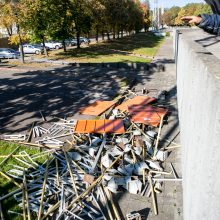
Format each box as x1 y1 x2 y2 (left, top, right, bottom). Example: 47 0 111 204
176 28 220 220
0 37 182 219
116 37 182 220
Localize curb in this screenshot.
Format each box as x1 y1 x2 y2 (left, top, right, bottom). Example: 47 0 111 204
0 62 165 72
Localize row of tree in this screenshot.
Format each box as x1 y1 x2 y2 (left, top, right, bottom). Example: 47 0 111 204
0 0 151 62
162 3 212 26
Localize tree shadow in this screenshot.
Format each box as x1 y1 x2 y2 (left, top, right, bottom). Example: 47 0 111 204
0 64 159 134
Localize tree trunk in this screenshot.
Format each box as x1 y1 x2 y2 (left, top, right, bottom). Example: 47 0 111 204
102 31 105 41
6 26 13 37
19 43 24 64
62 39 66 52
121 29 123 38
113 27 115 39
96 27 99 43
117 30 120 39
42 36 48 57
76 31 80 49
17 24 24 64
107 31 110 41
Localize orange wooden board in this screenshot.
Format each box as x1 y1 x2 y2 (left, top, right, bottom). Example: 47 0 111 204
129 105 168 127
74 119 125 134
116 96 156 112
79 100 115 116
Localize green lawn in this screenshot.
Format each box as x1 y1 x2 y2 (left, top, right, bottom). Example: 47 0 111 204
40 32 164 63
0 141 47 220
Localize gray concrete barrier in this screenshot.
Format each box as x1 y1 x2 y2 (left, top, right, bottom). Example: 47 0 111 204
176 29 220 220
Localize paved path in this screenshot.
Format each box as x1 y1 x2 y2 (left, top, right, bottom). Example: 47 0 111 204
115 37 183 220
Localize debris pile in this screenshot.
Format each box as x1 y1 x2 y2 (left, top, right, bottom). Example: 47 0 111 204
0 89 181 219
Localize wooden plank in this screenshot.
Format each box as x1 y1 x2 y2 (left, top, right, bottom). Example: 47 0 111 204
129 105 168 127
75 120 87 133
85 120 96 133
113 120 125 134
95 119 105 133
74 120 125 134
116 96 156 112
104 120 115 133
79 100 115 116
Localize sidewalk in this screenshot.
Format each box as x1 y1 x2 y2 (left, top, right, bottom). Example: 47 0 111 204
117 37 183 220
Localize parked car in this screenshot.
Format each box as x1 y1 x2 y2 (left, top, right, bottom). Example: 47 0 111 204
0 48 20 59
80 37 90 44
22 44 43 54
64 39 78 47
152 31 166 37
44 41 63 49
32 44 50 51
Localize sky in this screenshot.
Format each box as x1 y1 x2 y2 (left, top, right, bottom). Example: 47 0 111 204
148 0 204 8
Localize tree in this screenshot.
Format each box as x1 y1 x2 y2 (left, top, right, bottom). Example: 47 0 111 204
141 0 151 32
1 0 146 57
0 2 14 36
175 3 211 25
103 0 120 39
0 1 26 63
72 0 91 48
88 0 106 42
194 3 212 15
125 0 144 34
162 3 211 27
48 0 75 52
20 0 55 56
162 6 181 26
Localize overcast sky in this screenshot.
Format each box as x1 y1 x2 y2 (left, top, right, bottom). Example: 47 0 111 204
148 0 204 8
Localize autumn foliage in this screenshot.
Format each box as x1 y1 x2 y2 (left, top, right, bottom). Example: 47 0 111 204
162 3 212 26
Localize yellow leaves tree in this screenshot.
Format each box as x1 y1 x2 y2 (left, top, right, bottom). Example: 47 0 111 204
141 0 151 32
175 3 211 26
162 6 180 26
0 1 26 63
0 2 14 36
8 33 29 45
175 8 187 25
163 3 211 26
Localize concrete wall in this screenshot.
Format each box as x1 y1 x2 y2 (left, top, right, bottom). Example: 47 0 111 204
176 29 220 220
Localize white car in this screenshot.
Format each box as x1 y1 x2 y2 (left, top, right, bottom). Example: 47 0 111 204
22 44 43 54
44 41 63 49
0 48 20 59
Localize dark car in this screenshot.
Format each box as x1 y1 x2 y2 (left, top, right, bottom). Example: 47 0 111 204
80 37 90 44
65 39 78 47
0 48 20 59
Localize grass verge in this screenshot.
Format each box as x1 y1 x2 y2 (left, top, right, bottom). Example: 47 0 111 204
5 32 164 67
0 140 47 220
36 32 164 64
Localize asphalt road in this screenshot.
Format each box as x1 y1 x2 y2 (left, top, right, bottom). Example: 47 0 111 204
0 65 136 134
